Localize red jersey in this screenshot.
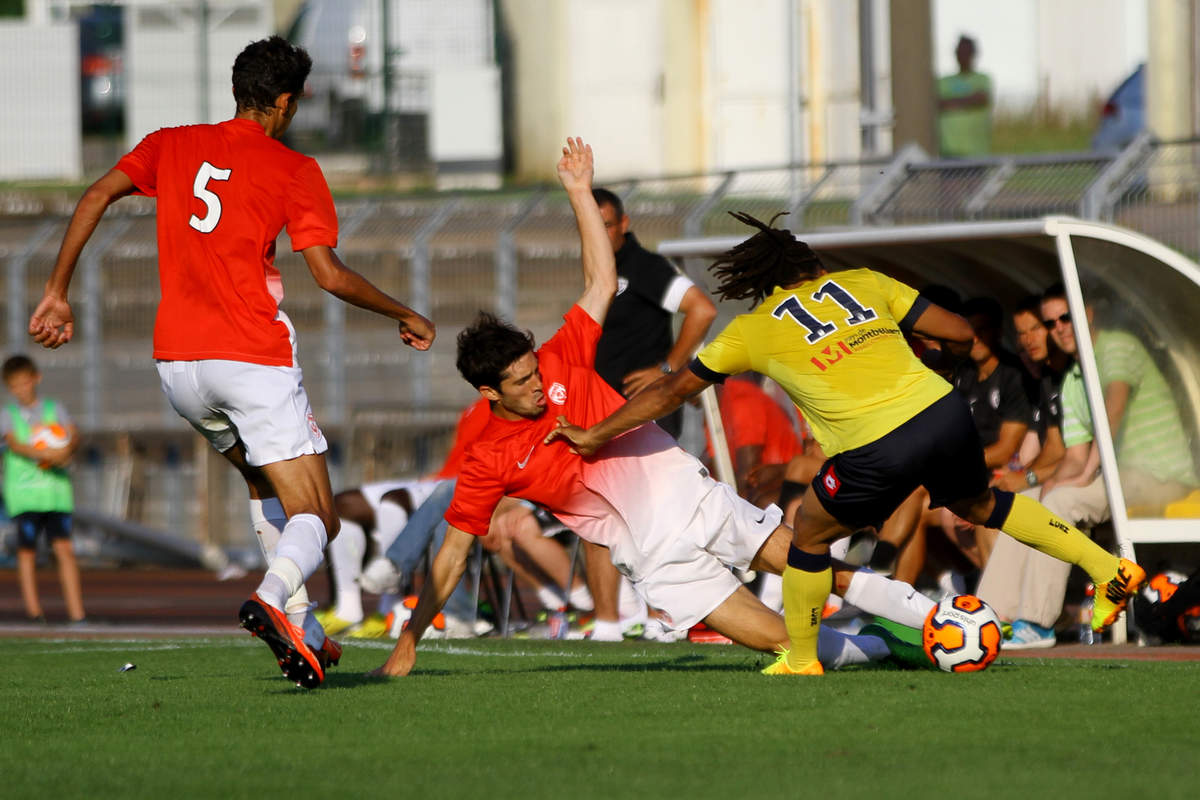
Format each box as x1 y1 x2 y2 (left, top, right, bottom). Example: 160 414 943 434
709 378 801 466
445 305 687 546
115 118 339 366
428 398 492 480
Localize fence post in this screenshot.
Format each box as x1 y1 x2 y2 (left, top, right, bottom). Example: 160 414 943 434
8 220 58 354
412 198 461 407
851 141 927 226
1080 130 1156 222
81 218 132 430
495 189 546 321
323 200 377 426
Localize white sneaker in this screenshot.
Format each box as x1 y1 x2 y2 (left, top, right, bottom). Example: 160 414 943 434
359 557 402 595
1002 619 1057 650
641 617 686 643
443 614 494 639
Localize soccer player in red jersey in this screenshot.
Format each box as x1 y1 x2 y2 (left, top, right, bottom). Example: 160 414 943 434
29 36 434 688
370 139 937 677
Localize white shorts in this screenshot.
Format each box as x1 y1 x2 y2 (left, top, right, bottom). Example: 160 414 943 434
156 358 327 467
613 479 782 632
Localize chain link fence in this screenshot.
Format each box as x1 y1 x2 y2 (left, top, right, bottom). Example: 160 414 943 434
3 133 1198 553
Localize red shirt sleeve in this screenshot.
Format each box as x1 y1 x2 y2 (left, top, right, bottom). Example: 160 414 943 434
114 130 165 197
284 158 338 251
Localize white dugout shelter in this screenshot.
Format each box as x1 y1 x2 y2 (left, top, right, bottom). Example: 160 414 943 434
662 216 1200 566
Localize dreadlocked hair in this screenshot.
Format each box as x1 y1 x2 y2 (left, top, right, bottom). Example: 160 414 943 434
709 211 824 306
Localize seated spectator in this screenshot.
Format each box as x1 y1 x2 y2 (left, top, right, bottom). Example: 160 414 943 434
706 373 802 505
977 286 1198 648
874 296 1033 587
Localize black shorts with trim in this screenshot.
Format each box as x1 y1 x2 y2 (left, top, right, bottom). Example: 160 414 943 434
14 511 73 549
812 391 990 530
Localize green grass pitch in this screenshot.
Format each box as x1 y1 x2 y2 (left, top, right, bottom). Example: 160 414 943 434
3 636 1198 799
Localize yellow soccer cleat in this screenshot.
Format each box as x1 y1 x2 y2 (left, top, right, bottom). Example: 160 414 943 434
1092 558 1146 632
314 608 360 637
348 613 390 639
761 648 824 676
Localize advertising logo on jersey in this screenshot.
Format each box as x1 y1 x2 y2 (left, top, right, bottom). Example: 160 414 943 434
821 464 841 496
547 382 567 405
616 277 629 296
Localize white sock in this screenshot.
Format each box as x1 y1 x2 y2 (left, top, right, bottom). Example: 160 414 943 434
817 626 889 669
258 514 327 610
284 587 313 631
591 619 623 642
568 582 594 612
536 584 566 611
758 572 783 613
249 497 286 561
329 519 366 623
251 497 319 633
373 499 410 553
300 605 326 650
618 577 647 626
843 568 936 629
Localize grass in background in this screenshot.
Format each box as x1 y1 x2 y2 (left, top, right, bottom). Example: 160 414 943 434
993 108 1098 155
3 636 1197 799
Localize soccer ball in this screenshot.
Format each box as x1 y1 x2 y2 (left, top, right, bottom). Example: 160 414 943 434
384 594 445 639
923 594 1003 673
30 423 70 450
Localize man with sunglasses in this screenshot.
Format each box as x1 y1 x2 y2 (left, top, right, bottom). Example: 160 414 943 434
976 288 1074 648
980 284 1195 648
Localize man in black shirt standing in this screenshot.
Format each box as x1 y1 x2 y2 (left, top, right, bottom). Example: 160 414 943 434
592 188 717 439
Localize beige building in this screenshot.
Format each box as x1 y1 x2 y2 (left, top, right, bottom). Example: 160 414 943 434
501 0 921 182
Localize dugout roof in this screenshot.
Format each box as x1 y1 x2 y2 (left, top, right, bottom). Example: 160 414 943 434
659 216 1200 560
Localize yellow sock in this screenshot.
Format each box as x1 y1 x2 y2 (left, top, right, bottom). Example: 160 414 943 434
998 492 1119 584
781 562 831 671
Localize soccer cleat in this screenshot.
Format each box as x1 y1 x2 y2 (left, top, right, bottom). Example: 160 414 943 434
238 594 325 689
1001 619 1056 650
761 649 824 676
315 636 342 671
859 623 936 669
348 613 390 639
314 608 361 637
1092 558 1146 632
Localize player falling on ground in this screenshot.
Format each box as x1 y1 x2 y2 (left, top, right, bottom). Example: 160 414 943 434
370 139 939 678
29 36 434 688
546 211 1146 675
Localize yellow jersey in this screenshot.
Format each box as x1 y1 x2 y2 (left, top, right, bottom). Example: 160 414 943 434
694 268 951 456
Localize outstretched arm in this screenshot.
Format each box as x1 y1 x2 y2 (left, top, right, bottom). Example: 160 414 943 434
301 245 435 350
545 367 712 455
369 524 475 677
557 138 617 325
30 168 136 349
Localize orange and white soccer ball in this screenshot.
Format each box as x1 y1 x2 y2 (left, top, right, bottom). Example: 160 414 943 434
923 594 1003 673
30 423 70 450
